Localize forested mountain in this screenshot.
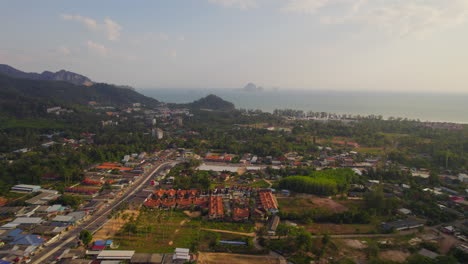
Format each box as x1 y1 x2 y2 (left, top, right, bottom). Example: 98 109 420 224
185 94 235 111
0 64 93 86
0 73 159 118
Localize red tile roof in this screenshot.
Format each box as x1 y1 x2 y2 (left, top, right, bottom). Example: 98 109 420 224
233 207 249 221
258 191 278 211
209 196 224 217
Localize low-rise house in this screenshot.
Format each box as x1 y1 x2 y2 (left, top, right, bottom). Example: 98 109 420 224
257 191 278 213
397 208 412 215
232 207 249 222
11 217 43 226
130 253 164 264
381 219 424 231
25 190 60 205
208 196 224 220
11 185 41 193
97 250 135 261
267 215 280 235
172 248 190 263
418 248 439 259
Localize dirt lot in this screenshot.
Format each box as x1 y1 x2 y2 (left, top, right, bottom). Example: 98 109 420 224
197 252 282 264
305 223 375 234
341 239 367 249
379 250 410 262
93 210 139 241
183 210 201 218
278 196 348 214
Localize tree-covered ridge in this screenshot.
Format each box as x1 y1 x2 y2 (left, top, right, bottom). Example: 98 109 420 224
185 94 235 111
0 73 159 118
279 168 356 196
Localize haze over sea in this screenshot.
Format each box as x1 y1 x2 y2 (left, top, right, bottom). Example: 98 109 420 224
139 89 468 124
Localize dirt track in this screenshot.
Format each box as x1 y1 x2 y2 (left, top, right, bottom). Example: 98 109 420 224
197 252 282 264
201 228 255 237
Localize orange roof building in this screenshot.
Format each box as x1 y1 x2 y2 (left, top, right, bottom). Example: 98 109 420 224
209 196 224 219
257 191 278 213
233 207 249 221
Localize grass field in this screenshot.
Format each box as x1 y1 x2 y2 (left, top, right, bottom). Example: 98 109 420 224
112 209 256 253
304 223 376 234
248 179 271 188
113 210 198 253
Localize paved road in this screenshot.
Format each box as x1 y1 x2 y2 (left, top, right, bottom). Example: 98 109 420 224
30 160 176 264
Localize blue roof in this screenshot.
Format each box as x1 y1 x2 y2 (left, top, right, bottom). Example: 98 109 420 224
0 260 12 264
105 240 113 245
8 228 23 237
219 240 247 245
94 240 106 246
12 234 44 246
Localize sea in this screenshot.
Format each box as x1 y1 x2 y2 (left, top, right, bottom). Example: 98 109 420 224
138 88 468 124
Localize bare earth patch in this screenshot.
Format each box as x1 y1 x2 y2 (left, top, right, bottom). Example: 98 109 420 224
305 223 374 235
93 210 139 241
198 252 282 264
379 250 410 262
342 239 367 249
183 210 201 218
279 196 348 214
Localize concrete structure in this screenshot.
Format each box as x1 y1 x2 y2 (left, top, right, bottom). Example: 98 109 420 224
172 248 190 262
267 215 280 235
11 217 43 225
97 250 135 260
130 253 164 264
11 185 41 193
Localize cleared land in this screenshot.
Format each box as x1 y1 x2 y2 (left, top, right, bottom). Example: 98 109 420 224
379 250 410 263
197 252 282 264
112 209 255 253
93 210 139 241
278 196 348 214
304 223 375 235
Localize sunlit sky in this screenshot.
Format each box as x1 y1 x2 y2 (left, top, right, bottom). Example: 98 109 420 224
1 0 468 92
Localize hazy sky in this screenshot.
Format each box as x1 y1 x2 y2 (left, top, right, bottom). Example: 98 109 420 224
1 0 468 92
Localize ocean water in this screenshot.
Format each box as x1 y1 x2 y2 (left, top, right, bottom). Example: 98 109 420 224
138 88 468 124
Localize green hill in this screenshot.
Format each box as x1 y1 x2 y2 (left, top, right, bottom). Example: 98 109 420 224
0 73 159 118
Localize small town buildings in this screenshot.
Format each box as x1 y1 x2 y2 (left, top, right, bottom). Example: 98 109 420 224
25 190 60 205
11 185 41 193
381 219 424 231
418 248 439 259
208 196 224 220
267 215 280 235
172 248 190 262
232 208 249 222
97 250 135 260
130 253 164 264
397 208 412 215
257 191 278 213
11 217 43 225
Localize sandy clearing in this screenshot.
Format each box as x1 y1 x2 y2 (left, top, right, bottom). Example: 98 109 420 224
198 252 282 264
93 209 139 241
379 250 410 262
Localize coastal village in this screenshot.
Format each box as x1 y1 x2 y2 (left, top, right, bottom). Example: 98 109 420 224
0 99 466 264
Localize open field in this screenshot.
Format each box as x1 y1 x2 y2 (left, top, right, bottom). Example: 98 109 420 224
304 223 376 235
249 179 271 188
379 250 410 262
93 210 139 241
197 252 282 264
112 209 255 253
278 196 348 214
113 210 197 253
